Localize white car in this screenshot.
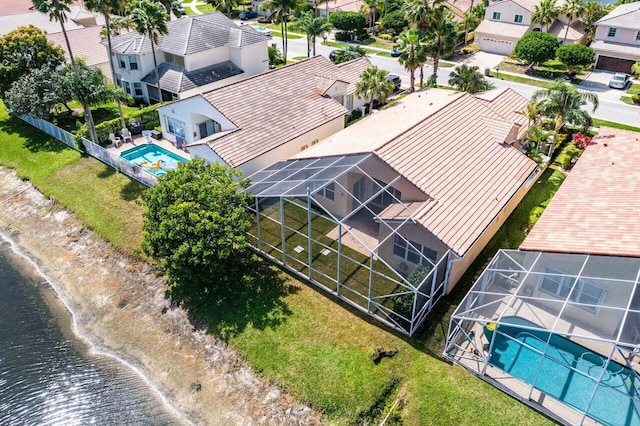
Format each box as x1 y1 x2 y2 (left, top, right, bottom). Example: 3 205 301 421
608 73 631 89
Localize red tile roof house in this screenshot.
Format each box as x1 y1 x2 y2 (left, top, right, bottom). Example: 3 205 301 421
444 127 640 425
245 87 539 335
155 55 374 175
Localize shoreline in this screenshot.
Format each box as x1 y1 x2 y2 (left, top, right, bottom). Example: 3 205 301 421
0 167 321 426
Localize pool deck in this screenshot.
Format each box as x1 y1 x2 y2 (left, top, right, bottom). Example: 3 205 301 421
108 134 191 161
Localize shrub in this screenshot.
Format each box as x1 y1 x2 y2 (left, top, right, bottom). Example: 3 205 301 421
379 10 406 36
257 16 271 23
632 94 640 104
556 44 595 73
76 104 162 146
335 31 352 41
572 132 592 149
393 264 432 319
514 32 560 66
329 12 366 34
461 44 480 54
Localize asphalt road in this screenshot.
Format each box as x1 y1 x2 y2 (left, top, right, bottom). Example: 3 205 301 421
277 36 640 128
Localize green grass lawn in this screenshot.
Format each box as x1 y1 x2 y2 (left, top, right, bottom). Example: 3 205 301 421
196 4 215 14
592 118 640 132
497 60 586 84
489 71 554 88
0 100 562 425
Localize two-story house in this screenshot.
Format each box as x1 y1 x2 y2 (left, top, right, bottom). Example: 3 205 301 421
475 0 587 55
591 1 640 73
106 12 269 104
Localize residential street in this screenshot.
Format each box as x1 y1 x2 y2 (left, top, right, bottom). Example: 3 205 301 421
277 36 639 128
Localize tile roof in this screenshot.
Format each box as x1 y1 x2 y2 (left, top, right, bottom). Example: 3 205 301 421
200 56 367 166
141 61 243 93
336 57 374 94
325 0 364 13
109 12 267 55
474 19 530 39
297 89 536 256
548 20 586 42
47 26 108 67
447 0 475 15
595 1 640 29
590 39 640 56
520 127 640 258
475 88 530 139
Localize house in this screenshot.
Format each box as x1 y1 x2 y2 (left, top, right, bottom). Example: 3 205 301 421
156 56 373 175
47 26 111 82
591 1 640 73
245 88 538 335
475 0 587 55
444 127 640 425
106 12 269 104
0 4 103 36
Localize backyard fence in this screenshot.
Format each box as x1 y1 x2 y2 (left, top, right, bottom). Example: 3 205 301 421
19 114 158 187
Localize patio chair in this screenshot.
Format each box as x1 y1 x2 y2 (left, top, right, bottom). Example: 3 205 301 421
109 132 121 148
121 128 133 144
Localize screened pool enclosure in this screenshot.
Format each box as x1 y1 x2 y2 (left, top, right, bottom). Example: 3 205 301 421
246 154 451 336
444 249 640 426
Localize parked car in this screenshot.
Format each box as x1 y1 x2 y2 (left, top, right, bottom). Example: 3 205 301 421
329 50 338 62
388 74 401 91
239 10 257 20
390 49 401 57
608 73 631 89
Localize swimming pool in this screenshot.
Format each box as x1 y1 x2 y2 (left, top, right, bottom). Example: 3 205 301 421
120 144 187 176
485 317 640 426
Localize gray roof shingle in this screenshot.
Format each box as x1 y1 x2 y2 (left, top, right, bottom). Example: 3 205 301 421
141 61 243 93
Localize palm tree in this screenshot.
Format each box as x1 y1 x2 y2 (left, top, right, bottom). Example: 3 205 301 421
517 102 541 128
403 0 447 32
561 0 585 44
396 29 423 91
261 0 303 60
531 79 598 156
361 0 383 29
158 0 185 17
299 12 332 57
355 66 395 114
207 0 239 18
130 0 169 103
423 15 457 86
86 0 127 129
32 0 99 143
532 0 560 32
332 45 367 64
582 1 611 42
448 64 493 93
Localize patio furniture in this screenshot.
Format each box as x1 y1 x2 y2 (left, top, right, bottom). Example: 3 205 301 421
121 128 133 144
142 130 152 143
109 132 122 148
150 129 162 140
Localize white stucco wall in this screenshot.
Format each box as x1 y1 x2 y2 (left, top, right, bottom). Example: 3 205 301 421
595 25 640 45
233 41 270 76
485 1 532 27
188 144 228 166
184 47 230 71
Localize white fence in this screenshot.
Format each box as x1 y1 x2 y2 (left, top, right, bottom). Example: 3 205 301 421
19 115 158 187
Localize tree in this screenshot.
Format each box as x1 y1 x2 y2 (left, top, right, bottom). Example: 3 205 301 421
328 12 367 40
298 12 332 57
130 0 169 102
514 31 560 67
0 26 65 97
380 9 406 36
448 64 493 93
396 29 424 91
361 0 383 28
403 0 447 32
422 14 457 86
5 65 66 119
560 0 585 44
158 0 185 17
332 45 367 64
532 79 599 155
632 60 640 78
142 158 253 301
531 0 560 31
355 66 395 114
32 0 99 143
556 44 595 74
207 0 240 18
582 1 610 42
262 0 304 60
268 45 285 67
517 102 541 128
85 0 127 129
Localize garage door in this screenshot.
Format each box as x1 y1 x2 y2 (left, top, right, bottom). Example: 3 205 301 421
595 56 635 73
479 37 514 55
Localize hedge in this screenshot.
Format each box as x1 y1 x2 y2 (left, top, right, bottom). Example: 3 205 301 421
78 104 162 146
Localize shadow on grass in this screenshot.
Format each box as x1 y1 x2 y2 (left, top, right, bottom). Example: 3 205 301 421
120 179 146 201
181 258 298 340
97 164 116 179
0 115 69 154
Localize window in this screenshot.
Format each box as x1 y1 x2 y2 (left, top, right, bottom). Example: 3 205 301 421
166 117 186 138
198 120 221 138
607 27 618 38
128 55 138 70
636 31 640 41
393 235 437 266
319 182 335 201
514 14 523 23
492 11 501 20
122 81 131 94
115 73 122 88
538 267 606 313
117 54 126 69
133 82 143 97
372 179 401 208
164 52 185 68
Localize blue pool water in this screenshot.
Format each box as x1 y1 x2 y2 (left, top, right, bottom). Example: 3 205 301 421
485 317 640 426
120 144 187 176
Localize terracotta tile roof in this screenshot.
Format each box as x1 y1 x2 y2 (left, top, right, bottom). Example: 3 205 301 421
336 57 373 94
0 0 82 17
548 20 586 42
475 88 530 139
521 127 640 257
376 201 431 221
47 26 108 67
201 56 358 166
325 0 364 13
297 89 536 256
474 20 529 39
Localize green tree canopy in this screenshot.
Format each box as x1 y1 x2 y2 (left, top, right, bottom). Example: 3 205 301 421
531 0 560 31
142 158 253 301
396 28 425 91
379 9 406 36
5 65 66 119
261 0 304 60
332 45 367 64
556 44 595 73
329 11 367 33
514 31 561 67
448 64 493 93
299 12 332 56
355 66 395 114
0 25 65 98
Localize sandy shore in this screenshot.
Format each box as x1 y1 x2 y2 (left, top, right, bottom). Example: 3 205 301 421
0 167 322 426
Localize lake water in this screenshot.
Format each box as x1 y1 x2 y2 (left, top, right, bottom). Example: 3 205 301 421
0 241 184 425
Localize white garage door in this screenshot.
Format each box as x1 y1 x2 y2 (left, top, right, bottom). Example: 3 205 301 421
479 37 514 55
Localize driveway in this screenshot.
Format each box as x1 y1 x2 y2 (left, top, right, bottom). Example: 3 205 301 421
578 70 632 102
456 51 505 69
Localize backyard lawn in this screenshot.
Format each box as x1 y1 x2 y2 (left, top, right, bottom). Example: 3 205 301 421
0 100 562 424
